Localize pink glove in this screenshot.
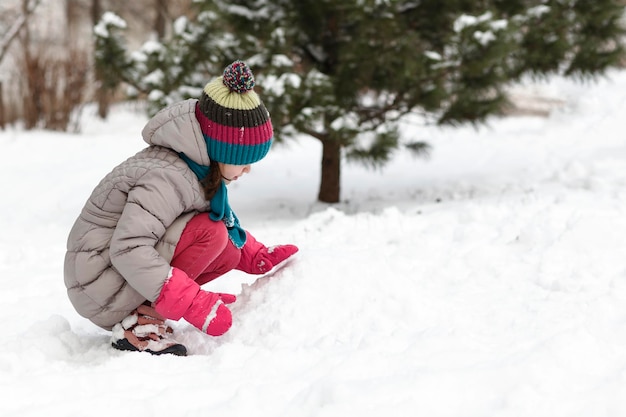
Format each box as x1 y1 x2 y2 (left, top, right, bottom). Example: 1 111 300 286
215 292 237 304
154 267 234 336
237 232 299 275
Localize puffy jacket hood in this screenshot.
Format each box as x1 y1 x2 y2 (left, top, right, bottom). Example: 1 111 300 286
141 99 210 166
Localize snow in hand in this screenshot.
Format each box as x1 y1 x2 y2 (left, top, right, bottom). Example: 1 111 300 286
2 70 626 417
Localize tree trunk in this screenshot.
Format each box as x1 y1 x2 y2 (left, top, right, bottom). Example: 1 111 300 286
91 0 110 119
318 137 341 203
90 0 100 24
66 0 80 44
19 3 39 130
154 0 168 40
0 82 4 129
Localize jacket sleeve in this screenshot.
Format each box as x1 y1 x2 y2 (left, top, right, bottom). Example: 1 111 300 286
109 167 197 302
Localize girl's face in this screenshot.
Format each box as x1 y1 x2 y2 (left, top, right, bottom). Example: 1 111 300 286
219 163 251 183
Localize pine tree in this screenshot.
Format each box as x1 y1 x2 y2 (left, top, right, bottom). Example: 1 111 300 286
93 7 233 115
218 0 624 202
94 0 625 203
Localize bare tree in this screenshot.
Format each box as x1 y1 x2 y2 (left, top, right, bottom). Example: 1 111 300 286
0 0 41 65
154 0 168 40
14 0 89 131
0 82 4 129
91 0 113 118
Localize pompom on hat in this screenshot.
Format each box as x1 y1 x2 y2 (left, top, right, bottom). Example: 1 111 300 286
196 61 273 166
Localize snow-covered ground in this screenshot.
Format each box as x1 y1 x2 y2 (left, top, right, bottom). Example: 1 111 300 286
1 70 626 417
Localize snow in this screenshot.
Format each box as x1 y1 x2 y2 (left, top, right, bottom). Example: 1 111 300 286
147 89 165 103
94 11 126 38
474 30 497 46
2 70 626 416
144 69 165 85
453 11 495 32
527 5 552 18
173 16 189 35
425 50 443 61
141 40 166 55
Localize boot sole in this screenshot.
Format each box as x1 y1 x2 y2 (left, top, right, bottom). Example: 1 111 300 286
112 338 188 356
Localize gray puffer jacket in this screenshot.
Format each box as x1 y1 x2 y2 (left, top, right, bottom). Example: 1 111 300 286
64 99 211 330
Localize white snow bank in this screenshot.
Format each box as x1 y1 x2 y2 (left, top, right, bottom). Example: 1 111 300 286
1 71 626 417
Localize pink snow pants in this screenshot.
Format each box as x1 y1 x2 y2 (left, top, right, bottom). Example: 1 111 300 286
170 213 242 286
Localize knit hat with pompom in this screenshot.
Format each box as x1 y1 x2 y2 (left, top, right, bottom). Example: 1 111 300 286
195 61 273 165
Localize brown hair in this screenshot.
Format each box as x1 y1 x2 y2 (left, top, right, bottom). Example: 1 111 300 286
200 159 222 200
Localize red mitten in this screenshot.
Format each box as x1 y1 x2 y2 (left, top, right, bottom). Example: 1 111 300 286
154 267 232 336
237 232 299 275
215 293 237 304
184 291 232 336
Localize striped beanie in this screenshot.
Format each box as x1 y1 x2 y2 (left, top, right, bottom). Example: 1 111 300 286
195 60 273 165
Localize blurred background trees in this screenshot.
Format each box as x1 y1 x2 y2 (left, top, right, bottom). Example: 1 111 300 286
0 0 190 129
1 0 625 202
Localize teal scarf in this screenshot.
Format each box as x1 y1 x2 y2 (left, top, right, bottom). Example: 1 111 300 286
179 153 247 249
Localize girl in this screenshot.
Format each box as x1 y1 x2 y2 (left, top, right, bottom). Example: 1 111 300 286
64 61 298 356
